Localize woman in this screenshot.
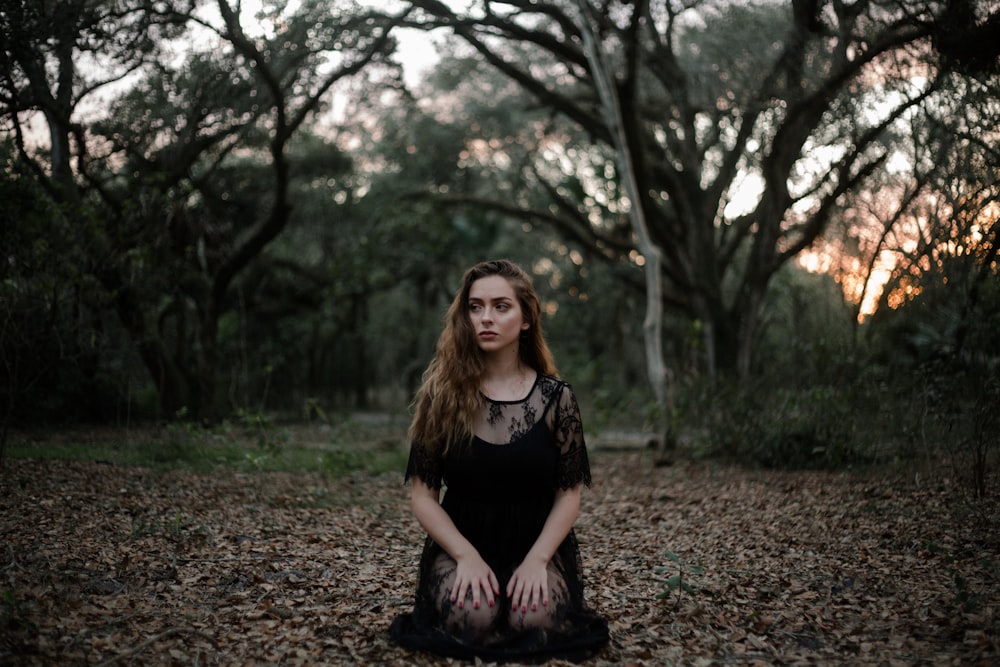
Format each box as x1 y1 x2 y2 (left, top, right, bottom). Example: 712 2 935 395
390 259 609 662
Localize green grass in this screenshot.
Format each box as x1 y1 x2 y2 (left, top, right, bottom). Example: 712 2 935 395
3 414 411 478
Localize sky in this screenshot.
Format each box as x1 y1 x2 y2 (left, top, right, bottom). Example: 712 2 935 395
393 28 442 87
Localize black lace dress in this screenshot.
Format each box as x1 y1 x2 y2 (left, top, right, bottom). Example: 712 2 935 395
390 375 609 663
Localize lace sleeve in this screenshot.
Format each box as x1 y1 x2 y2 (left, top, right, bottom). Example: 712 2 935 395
553 382 593 489
404 440 443 490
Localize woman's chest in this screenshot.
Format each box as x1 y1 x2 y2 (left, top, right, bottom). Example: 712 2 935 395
444 435 557 495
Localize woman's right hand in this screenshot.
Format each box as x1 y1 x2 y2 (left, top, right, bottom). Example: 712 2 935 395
409 478 499 609
452 553 500 610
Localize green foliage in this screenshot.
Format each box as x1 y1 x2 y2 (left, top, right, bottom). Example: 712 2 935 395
318 416 410 478
865 260 1000 497
753 264 858 386
154 411 297 470
318 444 406 479
694 381 871 470
654 550 704 606
0 159 128 425
1 0 406 422
904 359 1000 499
584 380 661 435
5 412 409 481
680 263 875 467
230 408 287 457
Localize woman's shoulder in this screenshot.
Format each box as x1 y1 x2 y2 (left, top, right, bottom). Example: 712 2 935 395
537 374 573 401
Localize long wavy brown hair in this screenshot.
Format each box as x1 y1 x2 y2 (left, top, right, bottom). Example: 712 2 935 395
409 259 558 456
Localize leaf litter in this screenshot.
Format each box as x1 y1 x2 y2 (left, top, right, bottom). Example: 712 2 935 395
1 445 997 666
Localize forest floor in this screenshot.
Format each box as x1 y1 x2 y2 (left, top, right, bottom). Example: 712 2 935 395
1 427 998 666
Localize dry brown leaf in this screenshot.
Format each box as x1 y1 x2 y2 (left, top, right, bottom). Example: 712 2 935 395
1 447 998 666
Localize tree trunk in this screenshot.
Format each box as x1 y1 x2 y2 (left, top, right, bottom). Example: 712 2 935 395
353 295 369 409
576 1 675 462
197 305 219 422
736 286 765 382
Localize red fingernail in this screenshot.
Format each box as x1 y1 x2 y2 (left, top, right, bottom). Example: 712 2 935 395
474 601 480 609
489 600 495 607
532 603 537 611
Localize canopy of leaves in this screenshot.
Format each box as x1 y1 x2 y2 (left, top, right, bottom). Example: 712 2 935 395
397 0 998 376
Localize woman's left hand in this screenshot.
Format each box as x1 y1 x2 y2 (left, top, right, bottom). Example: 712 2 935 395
507 555 549 613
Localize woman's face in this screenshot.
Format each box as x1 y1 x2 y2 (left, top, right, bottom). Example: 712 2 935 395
467 275 530 355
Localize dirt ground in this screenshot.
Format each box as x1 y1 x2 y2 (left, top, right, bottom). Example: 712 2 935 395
1 443 997 666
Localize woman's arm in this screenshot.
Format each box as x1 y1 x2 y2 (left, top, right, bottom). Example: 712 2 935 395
410 478 500 609
506 484 581 612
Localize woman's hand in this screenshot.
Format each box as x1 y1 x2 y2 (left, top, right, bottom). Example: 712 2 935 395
453 553 500 611
506 555 549 613
506 486 580 614
410 478 499 610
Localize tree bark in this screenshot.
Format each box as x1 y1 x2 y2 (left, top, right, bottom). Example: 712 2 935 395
575 0 675 460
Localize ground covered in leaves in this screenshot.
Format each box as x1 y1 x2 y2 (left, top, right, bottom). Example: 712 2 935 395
2 432 998 666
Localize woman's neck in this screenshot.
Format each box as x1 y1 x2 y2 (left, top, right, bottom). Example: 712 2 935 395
481 351 536 401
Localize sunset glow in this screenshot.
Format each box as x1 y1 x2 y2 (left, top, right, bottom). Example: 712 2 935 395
797 248 895 321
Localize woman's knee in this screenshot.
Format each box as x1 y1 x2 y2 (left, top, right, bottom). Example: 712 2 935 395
445 589 501 639
508 567 568 631
430 563 501 639
509 602 557 631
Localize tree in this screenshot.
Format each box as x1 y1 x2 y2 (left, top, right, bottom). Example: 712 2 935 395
0 148 83 457
867 69 1000 362
812 62 1000 341
575 0 672 453
397 0 999 402
1 0 405 419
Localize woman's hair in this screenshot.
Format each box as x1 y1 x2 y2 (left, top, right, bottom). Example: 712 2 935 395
409 259 558 455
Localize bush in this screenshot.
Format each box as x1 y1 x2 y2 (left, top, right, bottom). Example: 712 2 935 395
692 380 874 470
